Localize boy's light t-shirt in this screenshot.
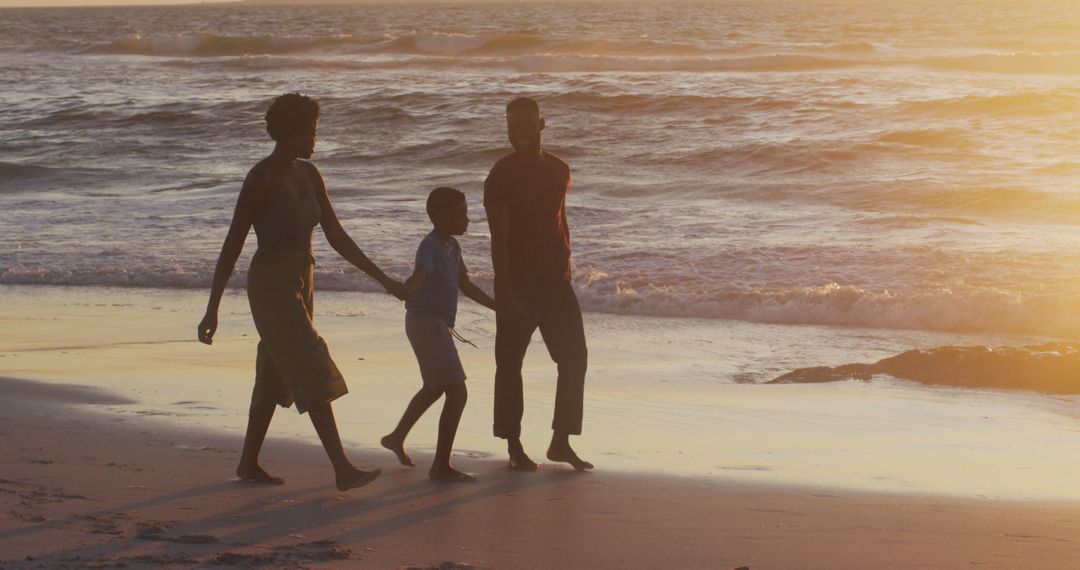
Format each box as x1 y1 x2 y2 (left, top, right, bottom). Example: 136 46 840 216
405 230 467 327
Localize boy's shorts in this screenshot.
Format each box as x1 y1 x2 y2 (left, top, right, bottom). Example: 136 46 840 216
405 314 467 389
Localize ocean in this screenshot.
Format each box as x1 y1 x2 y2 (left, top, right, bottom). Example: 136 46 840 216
3 0 1079 337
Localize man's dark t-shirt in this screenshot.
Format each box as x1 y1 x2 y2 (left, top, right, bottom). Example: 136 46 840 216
484 150 572 286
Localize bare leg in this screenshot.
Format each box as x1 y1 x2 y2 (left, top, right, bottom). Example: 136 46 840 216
547 430 593 471
236 393 284 484
381 386 442 467
308 402 380 491
429 384 475 482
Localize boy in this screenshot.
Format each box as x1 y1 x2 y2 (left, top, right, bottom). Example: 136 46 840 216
381 187 496 482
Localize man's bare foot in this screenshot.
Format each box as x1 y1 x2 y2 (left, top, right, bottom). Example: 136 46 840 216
429 466 477 483
507 439 539 471
508 449 539 471
547 442 594 471
380 434 413 467
335 467 381 491
235 463 285 485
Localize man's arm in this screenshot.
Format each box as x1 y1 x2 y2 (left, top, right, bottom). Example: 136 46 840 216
561 166 571 244
561 199 570 245
485 202 524 317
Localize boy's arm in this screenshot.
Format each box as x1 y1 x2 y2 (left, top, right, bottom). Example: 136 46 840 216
460 272 496 312
404 266 429 296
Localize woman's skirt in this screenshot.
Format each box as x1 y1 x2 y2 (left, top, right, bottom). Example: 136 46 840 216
246 248 347 414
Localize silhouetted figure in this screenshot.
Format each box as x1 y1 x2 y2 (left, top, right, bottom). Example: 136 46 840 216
197 93 407 491
381 187 496 482
485 97 592 471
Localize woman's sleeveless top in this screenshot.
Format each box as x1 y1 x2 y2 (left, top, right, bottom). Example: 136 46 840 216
252 167 321 252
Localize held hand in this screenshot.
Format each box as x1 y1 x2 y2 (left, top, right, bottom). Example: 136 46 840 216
197 311 218 345
384 279 409 302
495 281 525 319
497 291 526 320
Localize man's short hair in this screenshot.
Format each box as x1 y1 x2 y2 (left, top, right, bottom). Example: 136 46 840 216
265 92 320 142
506 97 541 116
426 186 466 221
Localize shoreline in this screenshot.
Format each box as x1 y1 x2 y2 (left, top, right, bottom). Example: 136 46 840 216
3 375 1080 569
3 283 1080 501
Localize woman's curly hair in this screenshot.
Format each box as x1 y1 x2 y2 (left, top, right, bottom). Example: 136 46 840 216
265 93 320 142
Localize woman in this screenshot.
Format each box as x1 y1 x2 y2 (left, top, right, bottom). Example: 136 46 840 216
197 93 406 491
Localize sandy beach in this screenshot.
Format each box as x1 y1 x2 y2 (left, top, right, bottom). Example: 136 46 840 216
1 284 1080 568
3 376 1080 569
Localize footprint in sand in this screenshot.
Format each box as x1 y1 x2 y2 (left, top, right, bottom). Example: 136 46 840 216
404 562 488 570
272 540 353 562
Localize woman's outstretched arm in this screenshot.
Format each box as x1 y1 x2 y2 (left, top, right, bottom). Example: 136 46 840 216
308 164 408 300
197 168 264 344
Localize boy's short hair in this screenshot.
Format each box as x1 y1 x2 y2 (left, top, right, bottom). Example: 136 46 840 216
506 97 540 116
265 92 320 142
426 187 465 221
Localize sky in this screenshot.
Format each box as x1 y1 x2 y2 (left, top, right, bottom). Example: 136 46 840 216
0 0 553 6
0 0 513 6
0 0 613 6
0 0 234 5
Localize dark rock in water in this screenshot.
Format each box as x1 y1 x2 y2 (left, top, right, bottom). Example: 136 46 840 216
767 342 1080 394
769 364 874 384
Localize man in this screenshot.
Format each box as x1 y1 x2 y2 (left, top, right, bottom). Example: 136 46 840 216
484 97 592 471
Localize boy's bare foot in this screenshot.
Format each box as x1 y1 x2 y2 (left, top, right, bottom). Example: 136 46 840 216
335 467 381 491
547 441 594 471
236 463 285 485
380 434 414 467
428 466 477 483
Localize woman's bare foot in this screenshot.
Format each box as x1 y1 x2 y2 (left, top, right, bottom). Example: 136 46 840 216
428 466 477 483
547 441 593 471
235 463 285 485
335 466 381 491
380 434 414 467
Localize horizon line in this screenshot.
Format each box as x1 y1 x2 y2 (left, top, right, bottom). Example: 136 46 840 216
1 0 661 8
